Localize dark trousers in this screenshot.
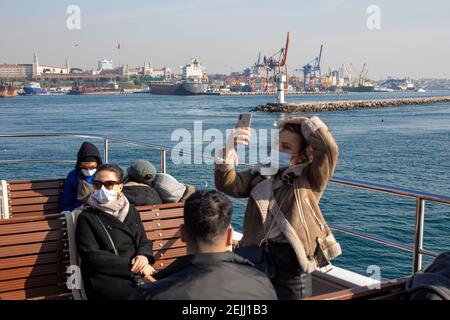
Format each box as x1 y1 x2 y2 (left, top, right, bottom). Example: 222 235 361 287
268 241 312 300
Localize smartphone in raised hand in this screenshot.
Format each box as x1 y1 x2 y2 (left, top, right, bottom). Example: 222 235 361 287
235 113 252 129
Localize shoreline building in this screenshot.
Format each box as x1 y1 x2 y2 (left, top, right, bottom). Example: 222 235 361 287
98 59 113 72
32 53 70 77
143 62 171 80
0 63 33 79
0 53 70 80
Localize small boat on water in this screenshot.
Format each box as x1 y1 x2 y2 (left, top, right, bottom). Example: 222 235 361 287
22 82 48 96
68 81 122 95
0 83 18 98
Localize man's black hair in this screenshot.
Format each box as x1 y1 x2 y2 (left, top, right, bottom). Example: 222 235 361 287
183 190 233 243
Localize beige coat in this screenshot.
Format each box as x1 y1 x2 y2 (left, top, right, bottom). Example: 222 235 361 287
215 116 341 273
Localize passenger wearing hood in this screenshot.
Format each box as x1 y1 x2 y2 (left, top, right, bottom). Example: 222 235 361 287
60 141 103 212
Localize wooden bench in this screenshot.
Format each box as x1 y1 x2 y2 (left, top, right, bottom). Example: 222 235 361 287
138 203 186 271
0 178 411 301
0 178 186 300
304 277 409 300
1 179 65 219
0 213 70 300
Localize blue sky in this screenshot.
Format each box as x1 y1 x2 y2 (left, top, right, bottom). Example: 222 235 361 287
1 0 449 79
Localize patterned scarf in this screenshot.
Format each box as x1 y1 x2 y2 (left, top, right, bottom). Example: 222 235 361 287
87 192 130 222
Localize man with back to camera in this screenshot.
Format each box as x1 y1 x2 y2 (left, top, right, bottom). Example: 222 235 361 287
130 189 277 300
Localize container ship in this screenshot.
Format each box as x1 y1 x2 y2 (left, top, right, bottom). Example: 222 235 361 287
68 82 122 95
0 83 18 98
341 84 375 92
150 59 208 95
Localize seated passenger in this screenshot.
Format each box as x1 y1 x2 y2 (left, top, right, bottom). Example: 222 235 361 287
130 190 277 300
75 163 156 300
123 160 163 206
406 252 450 300
60 141 102 212
153 173 196 203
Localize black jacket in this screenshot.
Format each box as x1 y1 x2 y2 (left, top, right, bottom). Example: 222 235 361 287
407 252 450 300
123 184 163 206
129 251 278 300
75 205 154 300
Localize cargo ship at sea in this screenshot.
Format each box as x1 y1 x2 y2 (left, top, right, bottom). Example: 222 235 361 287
150 59 208 95
340 84 375 92
22 82 48 95
68 82 122 95
0 83 18 98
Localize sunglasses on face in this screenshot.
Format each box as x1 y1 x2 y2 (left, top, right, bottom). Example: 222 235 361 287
93 180 121 190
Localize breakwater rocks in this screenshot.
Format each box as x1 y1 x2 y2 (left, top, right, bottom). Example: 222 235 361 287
250 96 450 113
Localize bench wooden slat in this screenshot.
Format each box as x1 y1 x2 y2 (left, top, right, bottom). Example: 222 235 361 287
143 218 183 231
0 230 62 247
305 278 409 300
8 180 65 192
10 203 60 214
10 195 60 206
147 228 180 241
154 247 186 260
0 264 60 281
154 258 176 271
9 188 63 199
9 210 61 218
140 208 184 221
136 202 187 211
0 274 66 293
0 252 63 270
0 285 70 300
0 242 59 259
0 220 61 235
152 238 185 251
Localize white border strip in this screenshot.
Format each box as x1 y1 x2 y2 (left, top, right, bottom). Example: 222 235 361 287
0 180 10 219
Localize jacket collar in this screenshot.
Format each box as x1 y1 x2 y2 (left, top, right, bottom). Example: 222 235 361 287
85 206 137 243
155 251 252 279
280 164 305 183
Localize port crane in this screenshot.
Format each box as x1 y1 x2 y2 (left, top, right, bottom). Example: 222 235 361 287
343 64 353 86
358 63 369 86
241 52 265 92
261 32 291 92
296 45 323 91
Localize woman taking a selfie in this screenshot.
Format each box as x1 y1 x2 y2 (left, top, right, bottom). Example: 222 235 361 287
215 116 341 300
75 163 155 300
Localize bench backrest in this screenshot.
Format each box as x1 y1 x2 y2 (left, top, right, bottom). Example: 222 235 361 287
0 213 70 300
3 179 64 218
0 178 187 299
138 203 186 271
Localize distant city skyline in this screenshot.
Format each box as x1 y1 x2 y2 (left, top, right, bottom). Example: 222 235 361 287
1 0 450 80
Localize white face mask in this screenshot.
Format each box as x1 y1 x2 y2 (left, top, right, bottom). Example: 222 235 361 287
81 168 97 177
92 186 117 204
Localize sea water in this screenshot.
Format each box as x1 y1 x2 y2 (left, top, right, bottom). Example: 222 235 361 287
1 90 449 280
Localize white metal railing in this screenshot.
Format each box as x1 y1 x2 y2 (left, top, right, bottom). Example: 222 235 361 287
1 133 449 274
